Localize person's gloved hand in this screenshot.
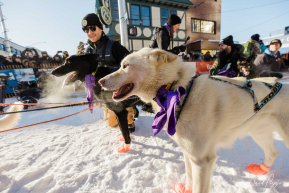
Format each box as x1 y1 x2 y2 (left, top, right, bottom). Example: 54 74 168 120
179 44 187 52
214 63 232 75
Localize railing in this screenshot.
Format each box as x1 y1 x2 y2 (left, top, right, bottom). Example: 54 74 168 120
0 63 62 70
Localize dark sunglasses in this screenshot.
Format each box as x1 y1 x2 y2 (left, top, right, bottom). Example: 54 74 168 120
83 26 96 33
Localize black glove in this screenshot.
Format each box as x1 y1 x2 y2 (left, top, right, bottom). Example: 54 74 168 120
214 63 232 75
179 44 186 52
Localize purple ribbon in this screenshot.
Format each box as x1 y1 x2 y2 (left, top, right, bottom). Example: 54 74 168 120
217 69 237 78
164 23 171 34
152 85 186 136
85 74 95 113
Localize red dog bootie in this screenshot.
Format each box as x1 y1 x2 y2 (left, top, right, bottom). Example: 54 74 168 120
117 144 130 153
174 183 192 193
117 135 125 141
246 163 270 175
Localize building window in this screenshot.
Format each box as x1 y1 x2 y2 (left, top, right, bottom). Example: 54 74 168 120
141 6 150 26
131 5 140 25
191 19 215 34
11 47 16 54
161 9 168 26
113 0 119 21
170 10 177 15
0 44 3 51
3 44 7 51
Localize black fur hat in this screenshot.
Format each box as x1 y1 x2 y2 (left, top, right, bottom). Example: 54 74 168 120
167 14 181 26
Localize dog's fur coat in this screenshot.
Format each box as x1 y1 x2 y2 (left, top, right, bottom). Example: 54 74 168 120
0 102 23 132
51 54 140 145
99 48 289 193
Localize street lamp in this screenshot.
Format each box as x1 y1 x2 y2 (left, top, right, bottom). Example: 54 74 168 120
27 41 46 47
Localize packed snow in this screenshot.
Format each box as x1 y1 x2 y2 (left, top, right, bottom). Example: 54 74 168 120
1 81 289 193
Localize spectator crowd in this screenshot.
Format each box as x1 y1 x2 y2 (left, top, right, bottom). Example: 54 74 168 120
0 48 70 68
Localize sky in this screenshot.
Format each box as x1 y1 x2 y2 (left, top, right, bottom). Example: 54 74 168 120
0 0 289 56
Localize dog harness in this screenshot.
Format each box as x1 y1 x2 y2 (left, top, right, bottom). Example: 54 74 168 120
153 75 282 136
209 76 282 113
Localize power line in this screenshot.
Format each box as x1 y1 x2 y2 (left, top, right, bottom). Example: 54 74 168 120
222 0 289 13
232 10 289 35
196 0 289 17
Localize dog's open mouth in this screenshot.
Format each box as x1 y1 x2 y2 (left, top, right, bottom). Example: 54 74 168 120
112 83 134 99
62 72 77 89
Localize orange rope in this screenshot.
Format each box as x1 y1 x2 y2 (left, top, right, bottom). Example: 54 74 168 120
0 101 88 106
0 104 99 134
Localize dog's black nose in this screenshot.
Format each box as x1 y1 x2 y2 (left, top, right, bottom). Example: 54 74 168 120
99 79 105 86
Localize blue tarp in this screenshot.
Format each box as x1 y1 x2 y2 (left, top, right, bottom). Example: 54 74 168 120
0 68 37 94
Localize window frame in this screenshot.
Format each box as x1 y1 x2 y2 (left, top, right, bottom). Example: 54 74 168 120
141 6 150 26
131 4 141 25
113 0 119 21
191 18 216 34
161 9 168 26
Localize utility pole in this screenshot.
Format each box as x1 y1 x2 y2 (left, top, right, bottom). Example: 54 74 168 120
0 2 12 57
117 0 130 50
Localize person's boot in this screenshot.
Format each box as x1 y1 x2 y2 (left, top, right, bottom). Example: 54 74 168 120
128 122 135 133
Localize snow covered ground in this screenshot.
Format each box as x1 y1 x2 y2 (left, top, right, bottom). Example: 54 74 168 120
1 80 289 193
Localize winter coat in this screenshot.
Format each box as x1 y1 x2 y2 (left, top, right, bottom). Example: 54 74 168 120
254 49 285 78
21 48 39 61
85 32 129 65
204 54 213 61
38 56 53 65
149 26 182 55
209 44 246 76
248 39 261 58
53 55 63 65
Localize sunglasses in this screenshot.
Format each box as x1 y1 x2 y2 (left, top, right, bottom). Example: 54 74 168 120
83 26 96 33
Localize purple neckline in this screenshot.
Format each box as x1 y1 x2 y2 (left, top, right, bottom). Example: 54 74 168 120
164 23 171 34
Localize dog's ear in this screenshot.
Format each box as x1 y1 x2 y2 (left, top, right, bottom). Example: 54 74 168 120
147 49 177 65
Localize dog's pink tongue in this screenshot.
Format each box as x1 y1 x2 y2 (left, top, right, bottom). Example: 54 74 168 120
112 86 126 98
113 90 121 99
62 72 76 89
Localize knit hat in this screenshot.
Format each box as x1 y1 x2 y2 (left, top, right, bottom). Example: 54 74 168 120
219 35 234 46
167 14 181 26
251 34 260 41
270 39 282 47
82 13 103 31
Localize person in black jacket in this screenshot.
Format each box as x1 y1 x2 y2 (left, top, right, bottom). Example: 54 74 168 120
53 54 63 65
82 13 136 153
38 51 53 65
254 39 285 78
21 48 39 62
149 14 186 55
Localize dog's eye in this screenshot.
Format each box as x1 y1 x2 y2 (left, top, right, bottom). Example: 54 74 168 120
123 64 129 69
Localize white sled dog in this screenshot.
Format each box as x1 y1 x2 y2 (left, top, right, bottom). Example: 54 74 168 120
0 102 23 132
99 48 289 193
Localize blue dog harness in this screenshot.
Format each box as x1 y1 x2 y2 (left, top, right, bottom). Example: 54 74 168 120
208 76 282 113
